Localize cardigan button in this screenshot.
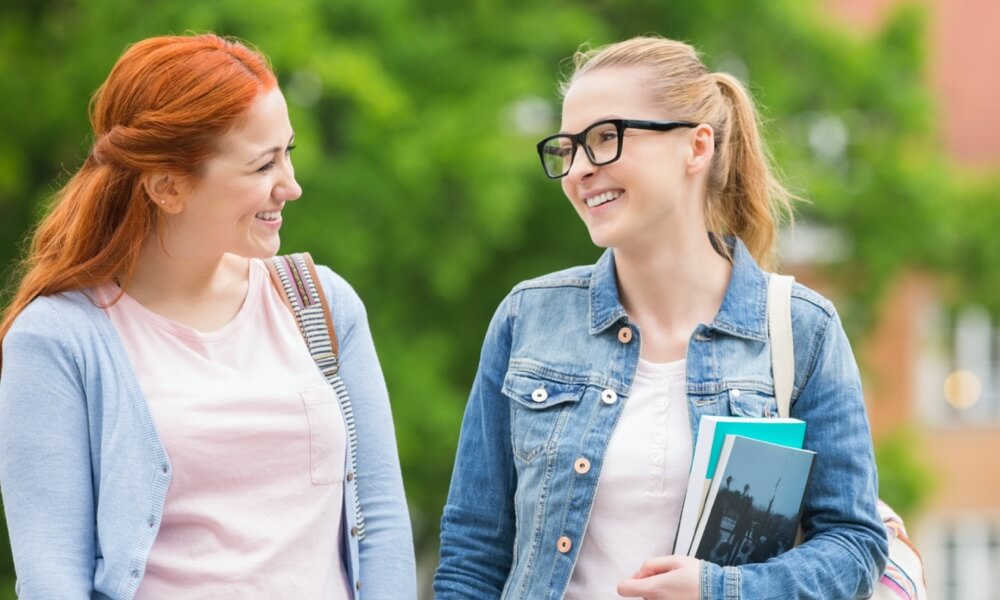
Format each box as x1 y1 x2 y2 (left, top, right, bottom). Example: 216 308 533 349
346 471 354 482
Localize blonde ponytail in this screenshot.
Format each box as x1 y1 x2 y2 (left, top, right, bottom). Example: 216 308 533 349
710 72 793 269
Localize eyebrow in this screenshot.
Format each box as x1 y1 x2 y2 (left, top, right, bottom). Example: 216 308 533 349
245 133 296 165
558 116 622 135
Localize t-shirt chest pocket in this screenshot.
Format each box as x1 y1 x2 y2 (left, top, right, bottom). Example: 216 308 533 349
502 372 585 462
300 386 348 485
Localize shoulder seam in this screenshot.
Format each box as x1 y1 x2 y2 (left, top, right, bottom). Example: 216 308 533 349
790 286 835 318
511 277 590 293
31 296 80 366
798 307 836 396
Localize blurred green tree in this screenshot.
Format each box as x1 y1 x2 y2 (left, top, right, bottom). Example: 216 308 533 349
0 0 993 596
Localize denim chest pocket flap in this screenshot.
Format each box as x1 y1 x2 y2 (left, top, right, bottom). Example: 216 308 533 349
502 371 586 461
724 382 780 418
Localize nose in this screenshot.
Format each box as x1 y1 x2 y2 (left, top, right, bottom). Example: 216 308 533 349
564 144 595 182
276 162 302 202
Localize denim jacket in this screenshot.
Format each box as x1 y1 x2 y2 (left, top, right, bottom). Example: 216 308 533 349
0 264 416 600
434 238 888 600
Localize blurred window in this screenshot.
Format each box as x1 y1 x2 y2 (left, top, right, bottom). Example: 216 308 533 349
917 304 1000 424
918 517 1000 600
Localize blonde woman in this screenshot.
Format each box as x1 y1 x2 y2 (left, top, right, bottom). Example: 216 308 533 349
434 36 886 599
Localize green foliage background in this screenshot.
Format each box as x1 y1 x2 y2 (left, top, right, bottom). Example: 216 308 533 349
0 0 996 596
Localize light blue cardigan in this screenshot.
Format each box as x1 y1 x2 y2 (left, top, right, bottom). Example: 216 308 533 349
0 264 416 599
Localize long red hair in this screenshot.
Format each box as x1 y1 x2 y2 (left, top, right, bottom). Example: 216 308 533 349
0 34 276 369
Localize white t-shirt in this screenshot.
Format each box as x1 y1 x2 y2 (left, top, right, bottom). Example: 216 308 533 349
102 259 351 600
565 358 692 599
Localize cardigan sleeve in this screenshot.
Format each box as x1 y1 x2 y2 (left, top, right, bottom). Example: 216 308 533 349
0 298 97 599
317 265 417 598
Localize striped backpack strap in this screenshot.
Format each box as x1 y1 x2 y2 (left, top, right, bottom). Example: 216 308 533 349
267 253 366 541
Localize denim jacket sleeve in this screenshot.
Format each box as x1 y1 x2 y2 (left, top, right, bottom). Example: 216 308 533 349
0 298 96 599
701 305 889 599
320 267 418 599
434 294 517 599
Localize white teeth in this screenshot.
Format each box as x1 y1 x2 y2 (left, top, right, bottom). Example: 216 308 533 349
256 210 280 221
585 191 622 208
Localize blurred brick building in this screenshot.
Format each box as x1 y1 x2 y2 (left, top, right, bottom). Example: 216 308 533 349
829 0 1000 166
815 1 1000 597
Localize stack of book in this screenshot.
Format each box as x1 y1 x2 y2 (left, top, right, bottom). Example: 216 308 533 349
673 416 816 566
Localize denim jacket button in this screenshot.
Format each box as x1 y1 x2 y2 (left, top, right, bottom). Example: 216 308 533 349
531 387 548 402
617 326 633 343
730 388 741 398
557 536 572 553
600 389 617 404
574 458 591 474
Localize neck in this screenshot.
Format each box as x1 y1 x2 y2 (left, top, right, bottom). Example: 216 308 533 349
613 229 731 362
121 237 251 331
130 238 241 297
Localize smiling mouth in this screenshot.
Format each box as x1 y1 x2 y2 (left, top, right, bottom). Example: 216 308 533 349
585 191 622 208
255 210 281 222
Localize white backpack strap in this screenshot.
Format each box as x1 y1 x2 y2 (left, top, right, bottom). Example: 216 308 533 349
767 273 795 419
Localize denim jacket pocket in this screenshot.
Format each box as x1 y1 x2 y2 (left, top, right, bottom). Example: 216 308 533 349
502 371 584 462
725 383 780 418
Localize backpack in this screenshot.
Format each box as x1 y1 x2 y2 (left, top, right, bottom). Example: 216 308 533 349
768 274 927 600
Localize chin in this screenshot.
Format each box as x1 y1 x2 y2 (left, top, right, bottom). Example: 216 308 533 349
586 228 617 249
238 245 280 260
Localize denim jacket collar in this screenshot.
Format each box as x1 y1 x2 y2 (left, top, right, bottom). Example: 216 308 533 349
588 249 630 335
588 236 769 342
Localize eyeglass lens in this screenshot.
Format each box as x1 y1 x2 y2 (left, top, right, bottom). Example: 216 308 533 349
540 121 621 177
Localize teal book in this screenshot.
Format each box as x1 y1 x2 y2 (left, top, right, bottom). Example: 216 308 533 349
672 416 806 556
690 434 816 565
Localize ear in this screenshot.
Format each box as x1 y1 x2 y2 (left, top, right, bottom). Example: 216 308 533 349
142 172 186 214
686 124 715 175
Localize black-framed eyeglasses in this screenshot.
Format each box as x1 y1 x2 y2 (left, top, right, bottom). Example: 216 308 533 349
536 118 698 179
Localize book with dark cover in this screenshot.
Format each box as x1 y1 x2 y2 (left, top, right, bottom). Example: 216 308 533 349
673 416 806 556
688 434 816 566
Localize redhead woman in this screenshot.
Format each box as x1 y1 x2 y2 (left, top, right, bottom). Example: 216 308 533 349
434 36 887 600
0 34 415 599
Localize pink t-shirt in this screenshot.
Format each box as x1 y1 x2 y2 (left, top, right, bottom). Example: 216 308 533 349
101 259 351 600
